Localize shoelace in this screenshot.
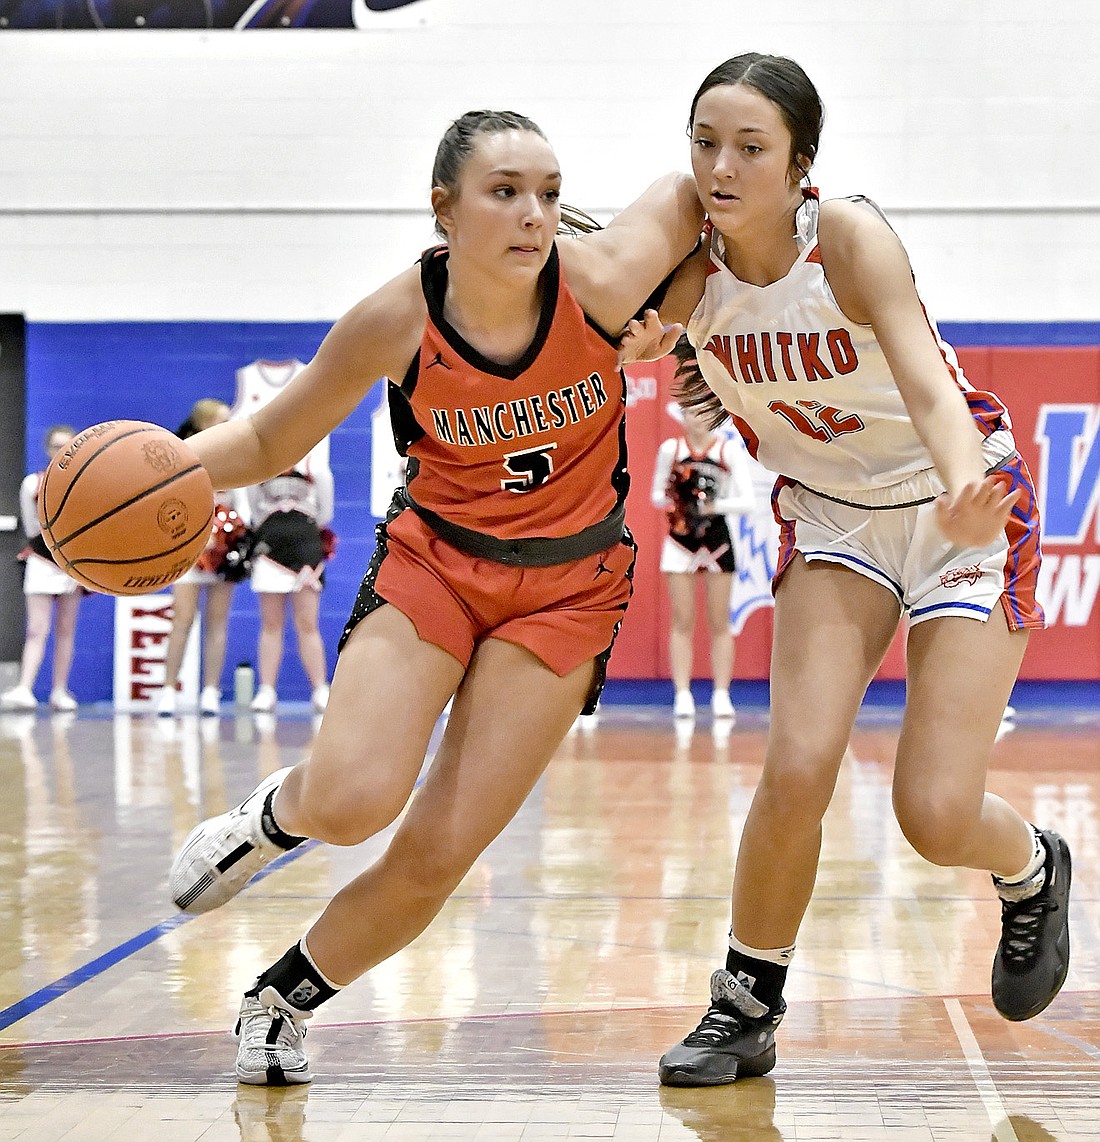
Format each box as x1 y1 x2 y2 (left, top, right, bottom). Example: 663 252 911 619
238 1002 306 1050
682 1003 745 1047
1000 893 1057 965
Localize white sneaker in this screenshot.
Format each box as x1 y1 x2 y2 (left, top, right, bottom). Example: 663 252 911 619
235 985 312 1085
250 685 277 713
156 687 177 717
200 685 221 716
169 766 294 913
673 690 695 719
310 685 329 713
711 689 735 720
49 689 77 712
0 685 36 712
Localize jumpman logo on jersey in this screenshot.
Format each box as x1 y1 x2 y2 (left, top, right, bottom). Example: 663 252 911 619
594 559 613 579
426 351 451 371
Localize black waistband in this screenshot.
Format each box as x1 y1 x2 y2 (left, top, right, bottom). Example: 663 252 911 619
794 483 936 510
397 487 626 568
796 451 1021 512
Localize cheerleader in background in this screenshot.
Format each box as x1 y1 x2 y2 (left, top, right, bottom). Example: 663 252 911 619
158 399 253 717
1 424 84 712
246 441 335 714
651 337 755 719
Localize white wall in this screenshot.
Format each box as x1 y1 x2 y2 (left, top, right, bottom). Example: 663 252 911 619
1 0 1099 322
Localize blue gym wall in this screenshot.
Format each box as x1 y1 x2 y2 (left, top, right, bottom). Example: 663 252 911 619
25 321 384 704
22 319 1100 701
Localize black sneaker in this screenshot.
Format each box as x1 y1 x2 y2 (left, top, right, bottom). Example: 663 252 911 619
658 969 785 1086
992 828 1072 1022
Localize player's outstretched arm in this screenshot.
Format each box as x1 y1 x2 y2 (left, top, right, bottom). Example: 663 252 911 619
561 172 704 336
820 199 1013 545
186 266 424 492
617 235 711 364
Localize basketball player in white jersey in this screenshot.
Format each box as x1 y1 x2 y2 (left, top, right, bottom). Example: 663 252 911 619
621 53 1072 1087
232 358 305 417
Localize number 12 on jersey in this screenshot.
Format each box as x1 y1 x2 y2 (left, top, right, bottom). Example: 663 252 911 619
768 399 864 443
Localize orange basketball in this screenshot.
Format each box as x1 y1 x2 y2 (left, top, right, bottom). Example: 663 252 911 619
37 420 215 596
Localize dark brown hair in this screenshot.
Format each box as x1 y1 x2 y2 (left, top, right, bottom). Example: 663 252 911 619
688 53 824 180
671 334 729 430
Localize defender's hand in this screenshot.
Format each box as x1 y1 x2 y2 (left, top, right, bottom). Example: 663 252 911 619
618 309 683 366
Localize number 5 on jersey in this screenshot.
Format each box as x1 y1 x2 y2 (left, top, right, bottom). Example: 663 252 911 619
502 443 558 492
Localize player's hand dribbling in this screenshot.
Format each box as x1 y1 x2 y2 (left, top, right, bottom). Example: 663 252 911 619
618 309 683 365
934 475 1021 549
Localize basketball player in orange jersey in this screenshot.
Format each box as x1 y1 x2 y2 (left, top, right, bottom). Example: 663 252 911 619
618 54 1071 1087
166 109 699 1085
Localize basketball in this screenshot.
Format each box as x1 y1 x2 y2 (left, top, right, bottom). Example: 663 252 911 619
37 420 215 596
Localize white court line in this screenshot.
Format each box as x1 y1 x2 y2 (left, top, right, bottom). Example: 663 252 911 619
945 998 1019 1142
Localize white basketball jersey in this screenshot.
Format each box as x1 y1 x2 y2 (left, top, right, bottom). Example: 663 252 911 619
688 193 1010 503
232 357 331 478
232 358 305 415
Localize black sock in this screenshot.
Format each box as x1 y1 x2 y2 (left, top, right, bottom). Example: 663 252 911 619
247 941 340 1011
260 789 307 851
726 948 787 1012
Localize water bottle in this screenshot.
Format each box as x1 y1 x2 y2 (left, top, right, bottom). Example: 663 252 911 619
234 662 255 707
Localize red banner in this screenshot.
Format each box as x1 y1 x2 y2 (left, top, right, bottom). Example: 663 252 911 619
616 347 1100 682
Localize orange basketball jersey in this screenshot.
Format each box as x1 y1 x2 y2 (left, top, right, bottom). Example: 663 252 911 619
389 243 628 541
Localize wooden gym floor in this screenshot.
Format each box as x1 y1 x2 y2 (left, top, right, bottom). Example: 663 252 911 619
0 695 1097 1141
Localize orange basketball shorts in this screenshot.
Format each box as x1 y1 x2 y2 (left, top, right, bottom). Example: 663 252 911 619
339 505 636 690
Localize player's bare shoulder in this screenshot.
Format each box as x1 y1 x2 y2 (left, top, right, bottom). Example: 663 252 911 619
555 236 626 337
818 197 911 323
556 234 611 297
558 172 705 333
323 264 427 385
819 196 909 269
817 196 891 256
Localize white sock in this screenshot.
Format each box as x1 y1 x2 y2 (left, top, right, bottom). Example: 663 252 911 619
993 826 1046 902
300 937 343 992
729 932 796 967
